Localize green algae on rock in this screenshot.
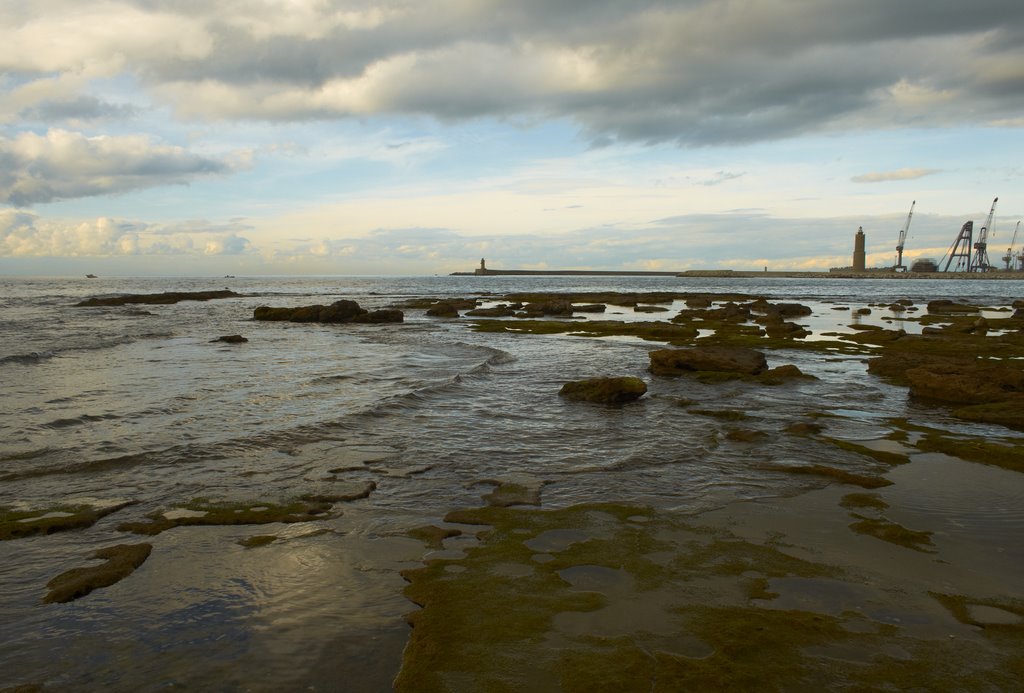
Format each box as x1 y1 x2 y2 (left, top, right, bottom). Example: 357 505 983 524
762 464 893 489
848 515 935 552
839 493 889 511
479 480 545 507
559 376 647 404
43 543 152 604
75 290 239 307
396 503 848 691
822 438 911 466
396 499 1022 691
407 525 463 550
1 501 137 541
470 318 699 345
117 499 335 536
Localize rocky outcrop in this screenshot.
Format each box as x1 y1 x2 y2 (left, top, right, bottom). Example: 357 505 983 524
43 543 152 604
211 335 247 343
465 306 518 317
76 290 240 306
868 351 1024 428
521 300 573 316
559 376 647 404
253 300 403 324
426 303 461 318
649 346 768 376
927 300 980 313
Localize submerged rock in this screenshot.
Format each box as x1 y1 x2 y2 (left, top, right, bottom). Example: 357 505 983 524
559 376 647 404
211 334 248 344
76 290 240 307
465 306 518 317
43 543 152 603
649 346 768 376
1 501 136 541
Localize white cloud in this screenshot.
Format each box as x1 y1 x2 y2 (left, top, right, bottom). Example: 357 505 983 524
852 168 941 183
0 129 238 205
0 209 253 257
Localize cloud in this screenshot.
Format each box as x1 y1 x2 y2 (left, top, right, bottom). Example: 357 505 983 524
3 1 1023 144
0 129 238 205
0 209 253 257
19 96 139 122
851 168 941 183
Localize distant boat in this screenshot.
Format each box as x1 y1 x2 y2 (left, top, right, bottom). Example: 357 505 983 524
85 274 97 278
224 275 235 278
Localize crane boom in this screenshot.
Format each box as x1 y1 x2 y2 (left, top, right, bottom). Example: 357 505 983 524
894 200 915 271
972 197 997 271
1005 220 1021 270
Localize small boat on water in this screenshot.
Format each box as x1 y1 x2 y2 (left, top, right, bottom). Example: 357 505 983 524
85 274 97 278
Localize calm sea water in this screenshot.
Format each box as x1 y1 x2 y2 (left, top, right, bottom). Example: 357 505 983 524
1 274 1022 691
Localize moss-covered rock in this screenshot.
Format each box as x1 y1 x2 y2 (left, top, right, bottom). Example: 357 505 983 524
649 346 767 376
76 290 239 307
1 501 136 541
254 300 403 324
117 499 335 536
559 376 647 404
43 543 152 603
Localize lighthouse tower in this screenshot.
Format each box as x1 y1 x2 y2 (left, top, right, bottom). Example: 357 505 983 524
853 228 866 271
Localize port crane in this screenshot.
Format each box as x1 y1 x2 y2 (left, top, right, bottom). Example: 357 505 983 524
893 200 915 271
971 197 997 271
1004 220 1022 271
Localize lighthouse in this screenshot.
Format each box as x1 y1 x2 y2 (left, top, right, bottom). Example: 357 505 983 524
853 228 866 271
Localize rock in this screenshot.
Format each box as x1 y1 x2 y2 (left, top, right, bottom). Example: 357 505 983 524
426 303 461 318
904 362 1024 405
43 543 152 604
253 300 402 324
685 297 712 308
896 299 914 306
633 305 669 313
843 328 905 345
707 302 751 320
763 364 809 379
573 304 607 313
211 334 247 343
357 309 404 323
319 300 367 322
76 290 240 307
927 299 980 313
649 346 768 376
889 304 906 312
559 376 647 404
465 306 518 317
769 302 813 317
855 308 871 315
764 322 811 339
523 300 573 316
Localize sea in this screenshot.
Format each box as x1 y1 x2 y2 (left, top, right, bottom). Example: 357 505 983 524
1 274 1022 691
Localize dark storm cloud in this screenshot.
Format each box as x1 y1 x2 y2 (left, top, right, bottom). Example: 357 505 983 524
6 0 1024 144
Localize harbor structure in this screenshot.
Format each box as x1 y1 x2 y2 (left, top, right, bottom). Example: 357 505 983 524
853 227 866 271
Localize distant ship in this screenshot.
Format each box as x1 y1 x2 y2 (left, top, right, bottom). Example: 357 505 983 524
85 274 97 278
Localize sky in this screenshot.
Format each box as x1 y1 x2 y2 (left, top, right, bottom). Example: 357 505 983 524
2 0 1023 276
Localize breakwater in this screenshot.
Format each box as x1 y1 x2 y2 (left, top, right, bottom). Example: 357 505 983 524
452 267 1024 280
